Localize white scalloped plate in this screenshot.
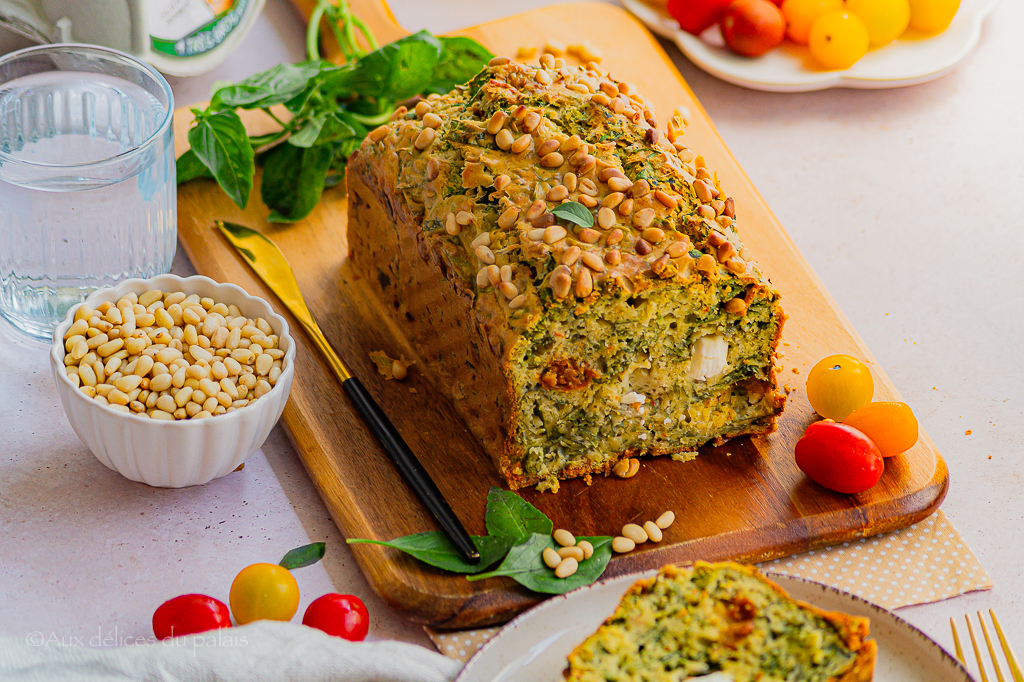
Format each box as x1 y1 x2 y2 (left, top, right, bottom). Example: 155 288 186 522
621 0 999 91
456 570 973 682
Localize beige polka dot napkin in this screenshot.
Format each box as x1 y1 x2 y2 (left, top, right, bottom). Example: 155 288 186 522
426 510 991 663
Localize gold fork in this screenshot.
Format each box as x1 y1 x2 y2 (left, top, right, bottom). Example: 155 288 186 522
950 610 1022 682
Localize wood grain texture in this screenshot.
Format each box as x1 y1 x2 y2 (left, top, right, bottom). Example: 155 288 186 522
172 0 947 629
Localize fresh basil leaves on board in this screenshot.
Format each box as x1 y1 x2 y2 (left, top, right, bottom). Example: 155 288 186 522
177 0 493 222
347 488 614 595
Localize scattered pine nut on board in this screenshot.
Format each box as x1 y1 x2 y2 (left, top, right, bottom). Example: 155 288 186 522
172 0 947 628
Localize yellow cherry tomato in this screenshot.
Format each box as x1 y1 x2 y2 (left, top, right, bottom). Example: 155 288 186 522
781 0 843 44
808 11 870 70
805 354 874 420
846 0 911 46
229 563 300 625
907 0 959 32
843 401 919 457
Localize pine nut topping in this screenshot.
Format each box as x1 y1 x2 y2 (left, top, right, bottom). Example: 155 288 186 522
470 232 491 248
522 111 542 132
697 205 716 220
495 129 514 150
562 246 582 266
536 69 552 85
644 521 664 543
511 134 532 154
656 511 676 529
612 537 635 553
486 110 507 135
606 249 621 265
474 245 496 264
456 211 475 226
509 294 527 310
555 557 578 579
642 227 665 244
494 174 512 192
634 208 656 228
498 206 519 229
581 252 605 272
547 184 569 202
562 172 578 192
540 152 564 168
577 540 595 559
694 179 714 203
445 213 459 235
579 228 601 244
601 192 625 209
726 258 746 274
607 176 632 192
622 523 648 544
543 547 562 569
488 56 511 66
543 225 567 244
575 268 593 298
422 112 442 129
635 239 653 256
596 207 616 229
414 127 436 150
558 546 585 562
553 528 575 547
607 229 624 246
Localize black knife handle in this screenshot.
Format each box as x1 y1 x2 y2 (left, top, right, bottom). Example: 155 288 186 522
341 376 480 562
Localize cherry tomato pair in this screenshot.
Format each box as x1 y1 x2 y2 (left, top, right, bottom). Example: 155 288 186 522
154 562 368 642
669 0 785 57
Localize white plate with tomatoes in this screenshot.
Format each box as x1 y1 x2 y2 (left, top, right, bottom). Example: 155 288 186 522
621 0 1000 91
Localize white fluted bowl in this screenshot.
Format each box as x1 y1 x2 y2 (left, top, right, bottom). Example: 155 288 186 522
50 274 295 488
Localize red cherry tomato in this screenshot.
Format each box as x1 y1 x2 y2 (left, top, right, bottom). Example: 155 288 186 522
302 594 369 641
667 0 734 35
153 594 231 640
721 0 787 57
795 421 884 494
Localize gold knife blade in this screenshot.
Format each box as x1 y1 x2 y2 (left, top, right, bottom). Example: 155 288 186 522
216 220 352 382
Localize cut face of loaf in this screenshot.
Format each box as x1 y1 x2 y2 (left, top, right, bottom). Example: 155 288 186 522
565 562 876 682
347 58 785 492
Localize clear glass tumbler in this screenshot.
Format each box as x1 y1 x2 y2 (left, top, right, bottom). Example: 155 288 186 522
0 44 176 341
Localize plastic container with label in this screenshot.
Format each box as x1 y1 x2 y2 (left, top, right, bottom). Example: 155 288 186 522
0 0 266 76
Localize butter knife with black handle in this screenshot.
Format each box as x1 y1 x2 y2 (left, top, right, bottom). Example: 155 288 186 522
217 220 480 563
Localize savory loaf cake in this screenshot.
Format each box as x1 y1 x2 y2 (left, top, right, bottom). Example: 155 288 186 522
566 562 876 682
347 56 785 491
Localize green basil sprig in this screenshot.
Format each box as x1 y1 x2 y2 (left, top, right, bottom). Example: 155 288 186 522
347 532 514 574
551 201 595 228
347 488 614 595
279 542 327 570
177 0 493 223
467 534 613 595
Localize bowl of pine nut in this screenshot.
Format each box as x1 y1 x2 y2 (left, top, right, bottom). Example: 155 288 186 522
49 274 295 488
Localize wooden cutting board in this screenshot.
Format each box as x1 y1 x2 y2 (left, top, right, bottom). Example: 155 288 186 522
172 0 947 629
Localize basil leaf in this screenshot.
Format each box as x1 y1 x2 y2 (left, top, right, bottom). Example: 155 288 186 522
551 202 594 228
467 534 613 595
260 143 332 222
279 542 326 569
484 487 552 544
347 532 514 574
175 149 213 184
187 109 254 209
324 31 442 103
289 112 357 148
212 62 324 110
429 36 493 94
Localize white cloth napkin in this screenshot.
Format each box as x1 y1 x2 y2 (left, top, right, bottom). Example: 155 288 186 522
0 620 462 682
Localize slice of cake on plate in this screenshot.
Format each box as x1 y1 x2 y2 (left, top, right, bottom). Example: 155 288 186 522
566 562 876 682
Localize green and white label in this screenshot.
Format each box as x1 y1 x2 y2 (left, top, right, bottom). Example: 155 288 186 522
149 0 250 58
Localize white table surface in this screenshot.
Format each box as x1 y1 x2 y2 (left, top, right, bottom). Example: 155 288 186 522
2 0 1022 669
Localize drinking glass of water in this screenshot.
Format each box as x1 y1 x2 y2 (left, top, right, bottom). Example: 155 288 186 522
0 44 176 341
